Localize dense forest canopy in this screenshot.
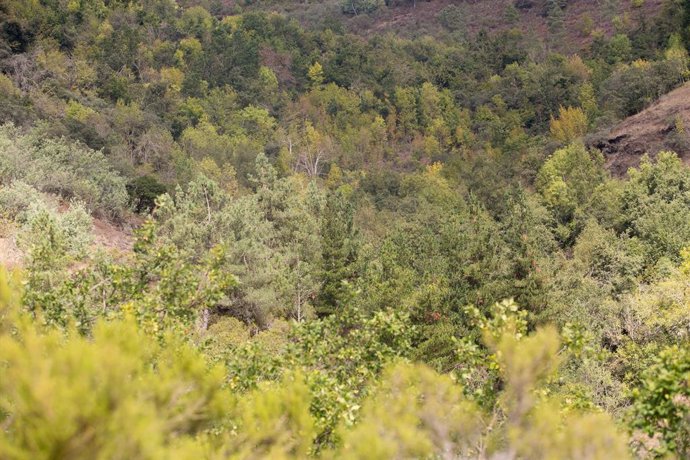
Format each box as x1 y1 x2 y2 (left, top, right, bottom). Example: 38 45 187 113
2 0 690 458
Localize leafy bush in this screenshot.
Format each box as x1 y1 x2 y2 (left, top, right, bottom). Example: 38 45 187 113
0 313 230 458
19 200 93 259
550 106 588 143
21 218 236 334
601 57 687 117
620 152 690 265
0 181 46 220
0 124 128 219
632 344 690 456
438 4 468 32
536 143 606 244
0 271 634 459
3 0 690 457
127 175 168 213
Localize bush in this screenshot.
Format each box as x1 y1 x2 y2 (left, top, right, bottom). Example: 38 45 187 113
438 4 468 32
601 58 686 117
18 200 93 261
0 316 230 459
0 124 129 219
620 152 690 265
0 181 46 220
127 175 168 213
0 180 93 261
632 344 690 456
536 143 606 244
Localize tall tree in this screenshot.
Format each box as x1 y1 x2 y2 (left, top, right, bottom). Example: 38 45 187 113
316 189 358 317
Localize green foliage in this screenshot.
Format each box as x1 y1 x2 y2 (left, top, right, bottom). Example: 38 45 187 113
316 189 358 317
536 143 606 244
0 312 230 458
0 124 128 219
632 343 690 456
154 159 323 323
336 362 483 459
455 299 528 404
340 0 383 15
21 200 93 263
602 58 686 117
3 0 690 457
223 372 316 459
572 220 643 294
0 181 46 220
550 106 588 143
438 4 467 31
127 175 168 212
22 218 236 335
0 267 638 459
619 152 690 266
295 308 413 445
212 305 413 449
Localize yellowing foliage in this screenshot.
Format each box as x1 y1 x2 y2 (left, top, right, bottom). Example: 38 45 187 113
550 106 588 144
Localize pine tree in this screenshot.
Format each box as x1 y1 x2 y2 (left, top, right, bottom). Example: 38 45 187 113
315 190 358 317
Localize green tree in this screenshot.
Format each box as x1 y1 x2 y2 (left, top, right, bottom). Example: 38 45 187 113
632 343 690 456
536 143 606 244
550 106 588 144
316 189 358 317
619 152 690 266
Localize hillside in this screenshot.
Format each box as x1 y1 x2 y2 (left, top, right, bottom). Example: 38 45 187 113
0 202 134 269
2 0 690 458
593 81 690 175
244 0 666 52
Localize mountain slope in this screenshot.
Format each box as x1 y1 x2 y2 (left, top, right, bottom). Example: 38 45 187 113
593 82 690 175
245 0 665 53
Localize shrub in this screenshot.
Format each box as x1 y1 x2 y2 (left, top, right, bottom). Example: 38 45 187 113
0 315 230 459
127 175 168 213
550 106 588 143
0 124 129 219
620 152 690 265
438 4 468 31
18 200 93 261
632 344 690 456
0 181 45 220
536 143 606 244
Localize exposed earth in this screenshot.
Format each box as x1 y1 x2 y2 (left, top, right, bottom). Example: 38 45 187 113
592 83 690 176
0 214 134 270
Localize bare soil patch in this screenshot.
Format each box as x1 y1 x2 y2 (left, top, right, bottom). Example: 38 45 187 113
591 83 690 176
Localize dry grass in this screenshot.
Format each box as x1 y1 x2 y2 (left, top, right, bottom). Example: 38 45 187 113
593 83 690 176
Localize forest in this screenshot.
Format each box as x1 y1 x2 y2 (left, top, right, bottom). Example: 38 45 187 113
1 0 690 458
